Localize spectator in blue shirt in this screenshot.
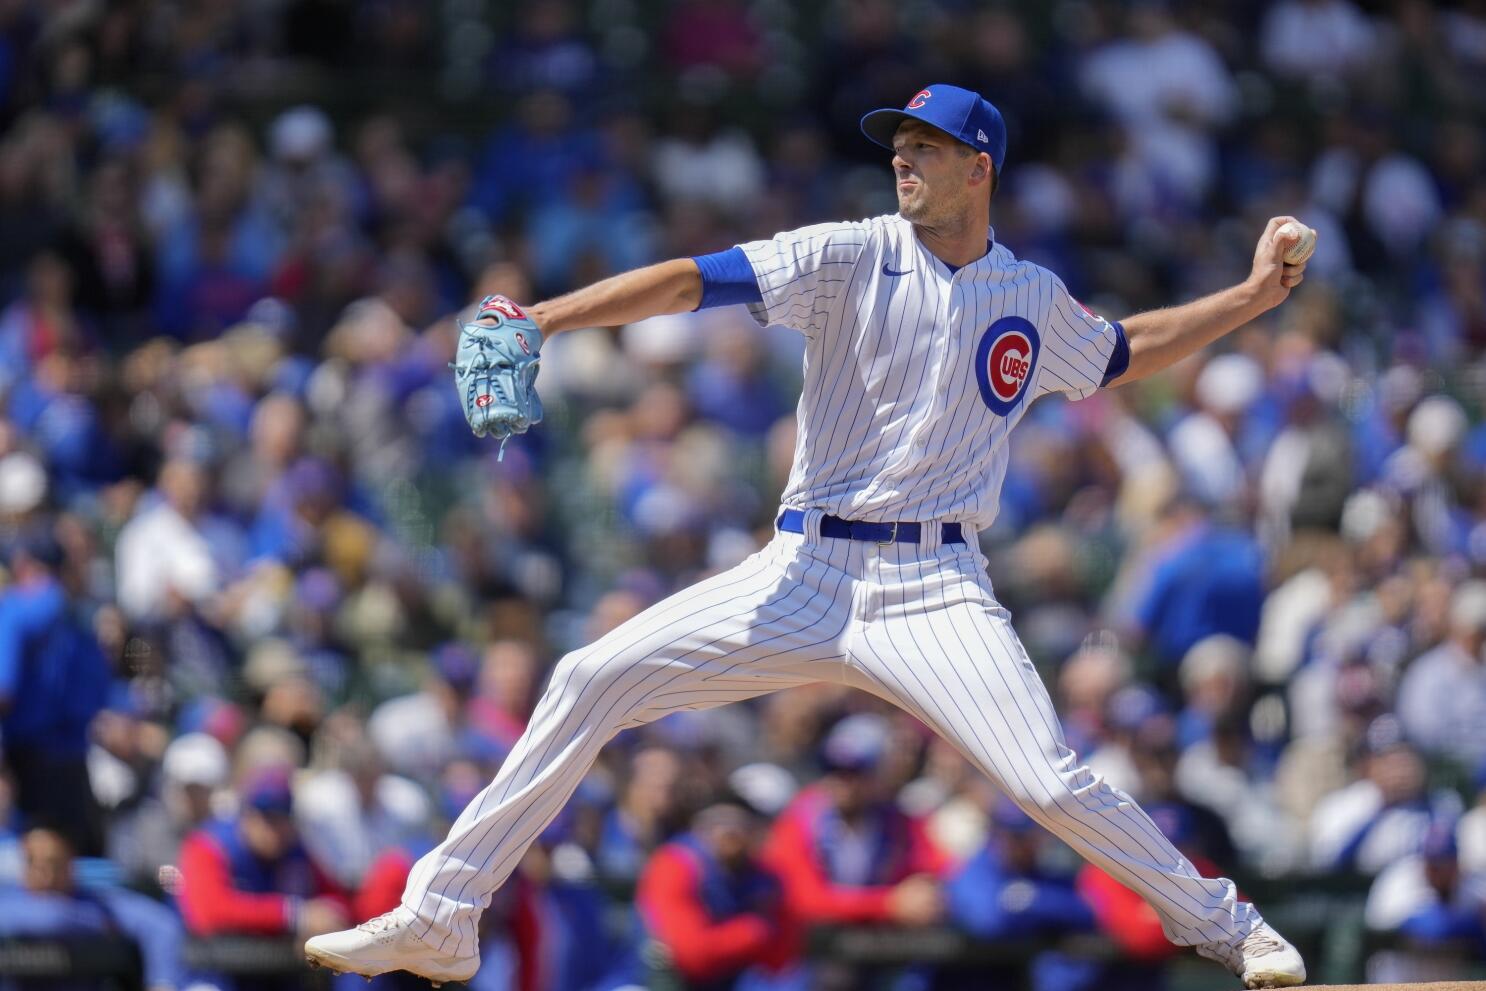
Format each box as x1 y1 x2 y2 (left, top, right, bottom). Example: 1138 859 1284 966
596 745 685 885
947 798 1095 938
0 530 110 855
1128 498 1265 671
686 322 791 438
469 90 600 227
0 825 185 991
941 797 1097 991
1396 580 1486 770
1365 819 1486 984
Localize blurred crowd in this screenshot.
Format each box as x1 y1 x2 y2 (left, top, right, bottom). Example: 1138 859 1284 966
1 0 1486 989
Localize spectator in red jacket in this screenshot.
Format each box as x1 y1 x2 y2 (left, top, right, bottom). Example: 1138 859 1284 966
177 768 349 940
639 800 798 990
762 714 948 928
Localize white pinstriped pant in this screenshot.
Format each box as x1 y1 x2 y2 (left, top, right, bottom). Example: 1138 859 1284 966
401 512 1261 958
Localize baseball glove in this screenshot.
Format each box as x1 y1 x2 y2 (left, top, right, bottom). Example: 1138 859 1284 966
450 294 544 458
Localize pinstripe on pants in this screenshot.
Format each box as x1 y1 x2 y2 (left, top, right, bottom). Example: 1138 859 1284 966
401 521 1260 958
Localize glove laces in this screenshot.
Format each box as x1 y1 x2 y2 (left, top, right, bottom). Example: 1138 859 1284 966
448 343 517 461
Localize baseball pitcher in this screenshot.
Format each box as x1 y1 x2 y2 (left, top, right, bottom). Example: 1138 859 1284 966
308 84 1310 988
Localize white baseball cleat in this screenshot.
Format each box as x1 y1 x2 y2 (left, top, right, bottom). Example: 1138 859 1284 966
304 907 478 986
1196 922 1307 988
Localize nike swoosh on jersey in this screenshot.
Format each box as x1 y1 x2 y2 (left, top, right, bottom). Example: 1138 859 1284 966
882 262 913 277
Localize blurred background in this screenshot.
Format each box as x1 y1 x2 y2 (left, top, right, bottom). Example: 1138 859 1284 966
0 0 1485 989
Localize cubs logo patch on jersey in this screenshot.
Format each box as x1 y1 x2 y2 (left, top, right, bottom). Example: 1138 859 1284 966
975 316 1039 415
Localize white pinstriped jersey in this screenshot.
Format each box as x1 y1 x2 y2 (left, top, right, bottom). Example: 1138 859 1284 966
738 213 1121 528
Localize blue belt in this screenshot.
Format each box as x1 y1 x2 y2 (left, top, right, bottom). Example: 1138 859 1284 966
777 509 964 545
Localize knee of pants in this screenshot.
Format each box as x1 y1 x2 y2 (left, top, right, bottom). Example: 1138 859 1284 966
544 647 648 722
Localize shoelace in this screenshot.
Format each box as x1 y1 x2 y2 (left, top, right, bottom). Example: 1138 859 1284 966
355 911 401 935
1199 929 1285 972
1238 930 1285 956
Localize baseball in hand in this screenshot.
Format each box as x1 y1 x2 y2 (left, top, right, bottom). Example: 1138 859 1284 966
1276 221 1316 265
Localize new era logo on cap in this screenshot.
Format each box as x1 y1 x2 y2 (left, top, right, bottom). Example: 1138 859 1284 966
978 129 989 144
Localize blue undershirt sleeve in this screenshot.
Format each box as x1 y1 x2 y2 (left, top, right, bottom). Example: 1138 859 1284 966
1100 321 1131 387
690 246 764 310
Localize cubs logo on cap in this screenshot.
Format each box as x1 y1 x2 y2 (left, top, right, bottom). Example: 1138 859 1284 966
975 316 1039 414
860 83 1008 173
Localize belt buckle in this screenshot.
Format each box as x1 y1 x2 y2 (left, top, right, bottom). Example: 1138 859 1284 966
877 522 899 545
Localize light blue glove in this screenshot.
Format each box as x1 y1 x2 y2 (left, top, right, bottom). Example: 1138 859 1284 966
450 294 544 458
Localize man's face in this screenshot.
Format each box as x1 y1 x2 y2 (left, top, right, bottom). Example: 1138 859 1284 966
160 460 206 519
626 748 681 819
827 767 876 817
1424 855 1459 898
180 782 215 824
241 808 297 860
997 830 1041 874
699 814 755 870
891 121 985 226
1369 747 1426 805
1462 623 1486 658
1133 742 1178 799
23 830 73 894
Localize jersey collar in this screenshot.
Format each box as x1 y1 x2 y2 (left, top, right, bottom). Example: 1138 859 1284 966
935 233 996 277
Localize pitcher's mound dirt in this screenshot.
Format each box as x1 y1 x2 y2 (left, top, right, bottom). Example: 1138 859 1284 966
1291 984 1486 990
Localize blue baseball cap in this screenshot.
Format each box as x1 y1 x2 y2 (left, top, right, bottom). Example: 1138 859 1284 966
1422 818 1459 862
861 84 1007 173
242 768 295 816
821 713 889 773
432 642 480 693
